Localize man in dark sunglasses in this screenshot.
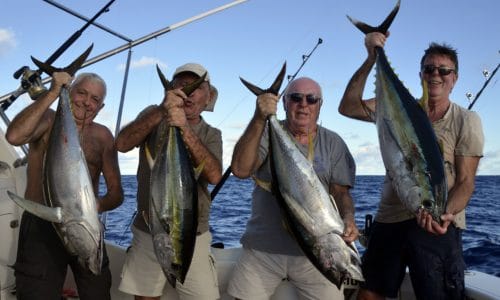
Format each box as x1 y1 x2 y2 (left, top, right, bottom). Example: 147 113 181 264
339 32 484 300
228 77 358 299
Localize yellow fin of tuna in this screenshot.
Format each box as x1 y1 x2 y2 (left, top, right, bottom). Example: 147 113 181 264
145 143 155 169
419 79 429 113
252 175 272 193
307 131 314 162
194 160 206 180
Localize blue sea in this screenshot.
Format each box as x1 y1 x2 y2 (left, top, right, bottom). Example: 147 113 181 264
104 175 500 278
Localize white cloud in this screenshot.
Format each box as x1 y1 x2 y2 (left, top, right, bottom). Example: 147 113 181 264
478 149 500 175
0 28 16 57
117 56 166 71
351 142 385 175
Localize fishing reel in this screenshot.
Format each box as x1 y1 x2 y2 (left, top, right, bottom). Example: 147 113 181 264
13 66 47 100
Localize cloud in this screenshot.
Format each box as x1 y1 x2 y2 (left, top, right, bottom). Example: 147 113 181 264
478 149 500 175
351 142 385 175
117 56 166 71
0 28 16 57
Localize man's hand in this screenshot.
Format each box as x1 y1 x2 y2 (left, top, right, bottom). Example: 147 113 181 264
417 208 454 235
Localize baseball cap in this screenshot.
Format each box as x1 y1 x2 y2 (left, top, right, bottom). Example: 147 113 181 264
173 63 218 112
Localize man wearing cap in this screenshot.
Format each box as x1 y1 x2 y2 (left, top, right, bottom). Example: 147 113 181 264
116 63 222 300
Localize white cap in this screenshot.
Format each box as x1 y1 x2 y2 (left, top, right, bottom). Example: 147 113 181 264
173 63 217 111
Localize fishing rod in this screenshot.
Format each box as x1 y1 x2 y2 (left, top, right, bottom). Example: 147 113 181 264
0 0 116 112
0 0 116 157
466 53 500 110
0 0 249 107
210 37 324 201
42 0 134 138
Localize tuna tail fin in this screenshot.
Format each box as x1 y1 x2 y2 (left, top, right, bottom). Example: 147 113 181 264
31 44 93 77
240 62 287 96
346 0 400 34
156 64 206 96
7 190 63 223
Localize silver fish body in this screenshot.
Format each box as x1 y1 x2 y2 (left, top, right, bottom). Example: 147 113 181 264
149 125 198 286
43 88 103 275
347 0 447 222
268 116 363 288
374 48 447 221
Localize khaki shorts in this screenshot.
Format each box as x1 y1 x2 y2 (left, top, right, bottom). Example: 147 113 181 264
227 248 343 300
118 226 219 299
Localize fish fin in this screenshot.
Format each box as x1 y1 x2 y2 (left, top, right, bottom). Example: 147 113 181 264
252 175 272 193
193 160 206 180
142 210 151 229
167 273 177 288
346 0 400 34
156 64 171 90
419 79 429 114
307 131 314 162
144 143 155 169
328 194 340 213
7 190 63 223
240 62 287 96
156 64 206 96
31 44 93 77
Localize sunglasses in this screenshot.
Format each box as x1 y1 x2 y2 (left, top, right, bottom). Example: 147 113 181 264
286 92 321 105
422 65 456 76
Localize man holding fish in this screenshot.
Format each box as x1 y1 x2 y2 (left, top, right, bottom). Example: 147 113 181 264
339 15 484 300
6 69 124 299
116 63 222 300
227 74 360 299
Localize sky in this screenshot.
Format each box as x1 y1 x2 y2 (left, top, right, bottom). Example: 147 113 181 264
1 0 499 175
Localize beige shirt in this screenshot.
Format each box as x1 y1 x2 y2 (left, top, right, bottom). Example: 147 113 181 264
133 105 222 234
375 102 484 229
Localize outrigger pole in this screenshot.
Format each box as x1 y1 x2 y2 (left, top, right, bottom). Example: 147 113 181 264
210 38 324 201
0 0 249 108
0 0 116 156
467 53 499 110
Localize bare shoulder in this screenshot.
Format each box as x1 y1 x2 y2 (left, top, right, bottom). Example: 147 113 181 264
91 122 114 141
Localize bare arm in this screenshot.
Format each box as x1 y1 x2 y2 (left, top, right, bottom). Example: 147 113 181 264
6 72 72 145
180 125 222 185
115 105 165 152
330 183 359 243
98 130 124 212
231 93 278 179
338 32 389 122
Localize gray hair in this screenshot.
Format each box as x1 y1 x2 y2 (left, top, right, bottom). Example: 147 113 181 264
70 72 107 100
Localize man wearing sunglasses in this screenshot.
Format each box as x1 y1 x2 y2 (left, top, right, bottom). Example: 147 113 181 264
228 77 358 299
338 32 484 300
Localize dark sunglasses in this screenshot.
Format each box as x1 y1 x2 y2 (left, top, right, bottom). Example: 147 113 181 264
422 65 456 76
286 92 321 105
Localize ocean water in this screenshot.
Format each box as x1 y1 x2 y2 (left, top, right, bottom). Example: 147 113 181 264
104 175 500 278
